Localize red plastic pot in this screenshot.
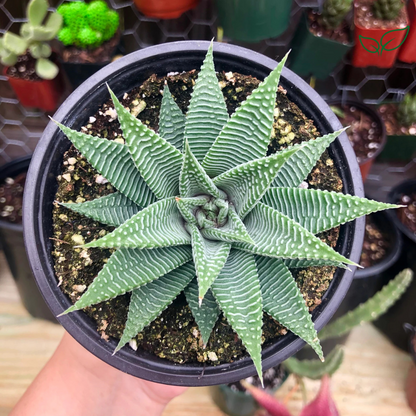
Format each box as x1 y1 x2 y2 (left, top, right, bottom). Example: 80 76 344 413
352 2 409 68
133 0 198 19
398 0 416 63
4 67 65 112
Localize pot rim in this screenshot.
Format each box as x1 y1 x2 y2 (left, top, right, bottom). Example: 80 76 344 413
23 40 364 386
326 98 387 166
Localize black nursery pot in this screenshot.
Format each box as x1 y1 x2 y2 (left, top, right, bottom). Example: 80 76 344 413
296 209 402 360
23 41 365 386
373 180 416 351
0 156 55 322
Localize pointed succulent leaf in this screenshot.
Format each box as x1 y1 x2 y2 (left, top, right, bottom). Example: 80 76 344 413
60 192 141 227
256 256 322 359
272 128 347 188
108 87 183 199
116 262 195 352
84 198 191 249
175 196 209 225
190 223 231 300
180 140 226 199
201 205 254 244
283 258 347 269
27 0 48 25
184 41 229 161
211 249 263 380
240 381 292 416
213 145 301 219
4 33 27 56
284 346 344 380
202 52 289 177
159 84 185 150
184 278 220 346
262 188 399 234
61 246 192 314
35 58 58 80
234 203 357 266
319 268 413 341
300 375 339 416
54 121 155 208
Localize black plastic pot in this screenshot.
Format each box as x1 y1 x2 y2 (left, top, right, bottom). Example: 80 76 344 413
404 324 416 362
296 209 402 360
23 40 365 386
326 99 386 181
289 12 353 80
0 156 55 322
373 180 416 351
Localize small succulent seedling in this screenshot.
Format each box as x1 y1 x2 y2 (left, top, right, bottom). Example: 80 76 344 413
54 43 398 381
0 0 62 80
322 0 353 30
57 0 119 49
397 93 416 127
373 0 404 20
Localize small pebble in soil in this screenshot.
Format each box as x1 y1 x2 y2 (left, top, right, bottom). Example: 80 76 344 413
398 193 416 234
360 216 390 268
0 173 26 224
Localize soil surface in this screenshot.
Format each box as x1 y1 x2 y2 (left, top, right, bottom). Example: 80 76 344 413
333 104 383 163
308 10 351 44
355 0 407 29
397 192 416 234
61 31 120 64
52 70 343 366
378 104 416 136
0 172 25 224
227 365 286 392
6 51 44 82
360 215 391 268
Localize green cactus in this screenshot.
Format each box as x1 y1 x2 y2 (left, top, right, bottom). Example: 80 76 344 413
373 0 404 20
397 93 416 127
322 0 353 30
57 0 119 49
0 0 62 80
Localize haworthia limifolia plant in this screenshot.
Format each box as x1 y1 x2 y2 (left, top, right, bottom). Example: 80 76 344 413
55 42 399 381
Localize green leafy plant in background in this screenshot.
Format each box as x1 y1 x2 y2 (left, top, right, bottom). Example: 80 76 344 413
322 0 353 30
284 268 413 380
397 93 416 127
54 43 398 381
373 0 404 20
0 0 62 79
57 0 119 49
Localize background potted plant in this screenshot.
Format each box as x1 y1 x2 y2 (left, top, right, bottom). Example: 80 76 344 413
328 99 386 180
0 0 64 112
214 0 293 43
352 0 409 68
289 0 354 80
0 156 55 321
398 0 416 63
56 0 120 88
378 93 416 161
133 0 199 19
24 40 384 387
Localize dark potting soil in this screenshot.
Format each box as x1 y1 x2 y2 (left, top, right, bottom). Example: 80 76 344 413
333 104 383 163
308 10 351 44
61 31 120 64
378 104 416 136
359 215 391 268
355 0 408 29
6 51 44 82
227 364 286 392
52 70 342 365
397 193 416 235
0 172 25 224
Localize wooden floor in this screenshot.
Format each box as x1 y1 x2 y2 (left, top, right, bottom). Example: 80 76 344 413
0 251 414 416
